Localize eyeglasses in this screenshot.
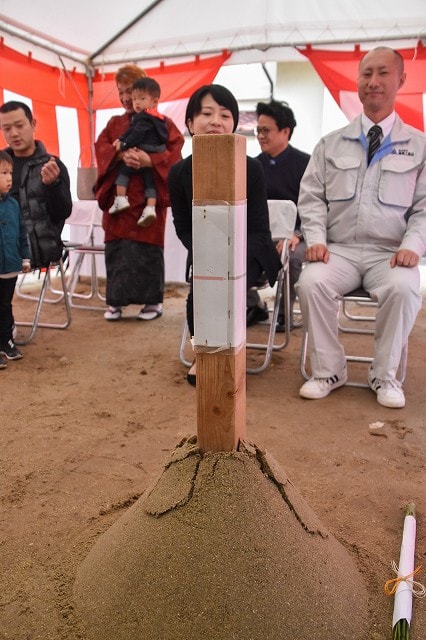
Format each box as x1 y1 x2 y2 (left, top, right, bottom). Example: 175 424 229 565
254 126 277 136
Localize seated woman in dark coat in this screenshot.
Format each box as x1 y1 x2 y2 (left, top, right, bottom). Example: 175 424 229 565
168 84 282 385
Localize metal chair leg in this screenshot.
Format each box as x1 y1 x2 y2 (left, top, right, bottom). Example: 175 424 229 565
246 266 291 374
67 248 106 311
179 268 293 375
179 320 193 368
15 259 72 345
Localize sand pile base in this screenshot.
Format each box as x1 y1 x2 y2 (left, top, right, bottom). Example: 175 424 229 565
74 437 368 640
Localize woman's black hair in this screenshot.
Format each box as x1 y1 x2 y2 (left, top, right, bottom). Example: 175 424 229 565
185 84 239 133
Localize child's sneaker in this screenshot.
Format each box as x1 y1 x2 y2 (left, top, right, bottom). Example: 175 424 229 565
0 339 23 360
137 205 157 227
0 354 7 369
109 196 130 214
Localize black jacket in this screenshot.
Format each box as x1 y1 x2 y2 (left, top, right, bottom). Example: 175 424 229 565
168 155 282 286
119 111 168 151
6 142 72 267
257 144 310 233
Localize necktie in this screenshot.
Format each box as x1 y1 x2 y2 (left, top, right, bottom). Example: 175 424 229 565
367 125 382 164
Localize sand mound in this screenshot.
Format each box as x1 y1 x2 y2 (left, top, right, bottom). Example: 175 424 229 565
74 437 368 640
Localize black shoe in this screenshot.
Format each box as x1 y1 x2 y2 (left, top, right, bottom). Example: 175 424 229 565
187 372 196 387
0 339 23 360
276 314 296 333
254 271 269 289
246 302 269 327
187 361 196 387
0 354 7 369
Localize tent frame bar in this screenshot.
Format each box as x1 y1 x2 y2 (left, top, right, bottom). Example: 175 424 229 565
1 14 425 70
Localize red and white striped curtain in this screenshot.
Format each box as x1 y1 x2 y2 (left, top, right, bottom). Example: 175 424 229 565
0 42 230 163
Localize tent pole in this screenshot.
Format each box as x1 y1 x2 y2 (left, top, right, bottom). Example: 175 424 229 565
86 63 96 166
57 56 96 166
261 63 274 100
88 0 166 62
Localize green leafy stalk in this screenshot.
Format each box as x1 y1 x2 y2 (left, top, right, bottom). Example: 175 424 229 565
405 502 416 519
392 617 410 640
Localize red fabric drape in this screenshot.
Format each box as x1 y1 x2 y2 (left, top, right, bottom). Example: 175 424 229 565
92 54 231 109
299 41 426 131
0 41 230 162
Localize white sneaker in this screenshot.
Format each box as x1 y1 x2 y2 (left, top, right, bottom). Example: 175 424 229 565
104 306 122 321
137 205 157 227
368 370 405 408
300 370 348 399
109 196 130 214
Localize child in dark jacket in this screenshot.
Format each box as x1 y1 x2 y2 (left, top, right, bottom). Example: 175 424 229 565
0 150 31 368
109 77 168 228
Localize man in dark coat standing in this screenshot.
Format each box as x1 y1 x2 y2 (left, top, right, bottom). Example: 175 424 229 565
0 100 72 268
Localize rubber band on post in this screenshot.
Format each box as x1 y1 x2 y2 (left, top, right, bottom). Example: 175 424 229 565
384 561 426 597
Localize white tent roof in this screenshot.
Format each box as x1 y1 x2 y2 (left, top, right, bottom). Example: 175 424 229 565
1 0 425 72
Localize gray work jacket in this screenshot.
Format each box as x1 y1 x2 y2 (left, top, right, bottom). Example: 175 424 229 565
298 114 426 258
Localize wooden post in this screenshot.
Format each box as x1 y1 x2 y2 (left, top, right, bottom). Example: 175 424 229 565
192 134 247 454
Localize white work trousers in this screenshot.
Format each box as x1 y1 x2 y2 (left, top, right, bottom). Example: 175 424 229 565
296 244 422 380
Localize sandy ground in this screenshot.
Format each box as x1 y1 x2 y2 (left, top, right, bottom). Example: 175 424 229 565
0 275 425 640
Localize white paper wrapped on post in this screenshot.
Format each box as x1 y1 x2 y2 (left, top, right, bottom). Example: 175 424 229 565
384 502 425 640
192 201 246 349
392 511 416 629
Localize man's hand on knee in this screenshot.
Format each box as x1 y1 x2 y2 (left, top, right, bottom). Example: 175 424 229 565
305 243 330 263
390 249 420 268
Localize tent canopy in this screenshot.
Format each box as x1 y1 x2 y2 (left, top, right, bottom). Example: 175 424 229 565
1 1 425 164
1 0 425 71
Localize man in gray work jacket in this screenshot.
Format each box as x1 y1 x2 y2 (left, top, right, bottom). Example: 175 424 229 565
296 46 426 409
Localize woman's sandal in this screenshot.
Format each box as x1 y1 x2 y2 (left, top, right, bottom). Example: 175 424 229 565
138 305 163 321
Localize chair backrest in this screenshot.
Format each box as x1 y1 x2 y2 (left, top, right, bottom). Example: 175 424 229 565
267 199 297 241
63 201 103 246
66 201 103 227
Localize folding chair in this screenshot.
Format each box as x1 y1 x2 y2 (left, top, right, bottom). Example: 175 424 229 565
14 258 72 345
65 202 106 311
16 261 67 304
246 199 297 373
14 210 81 325
300 287 408 388
179 199 297 374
